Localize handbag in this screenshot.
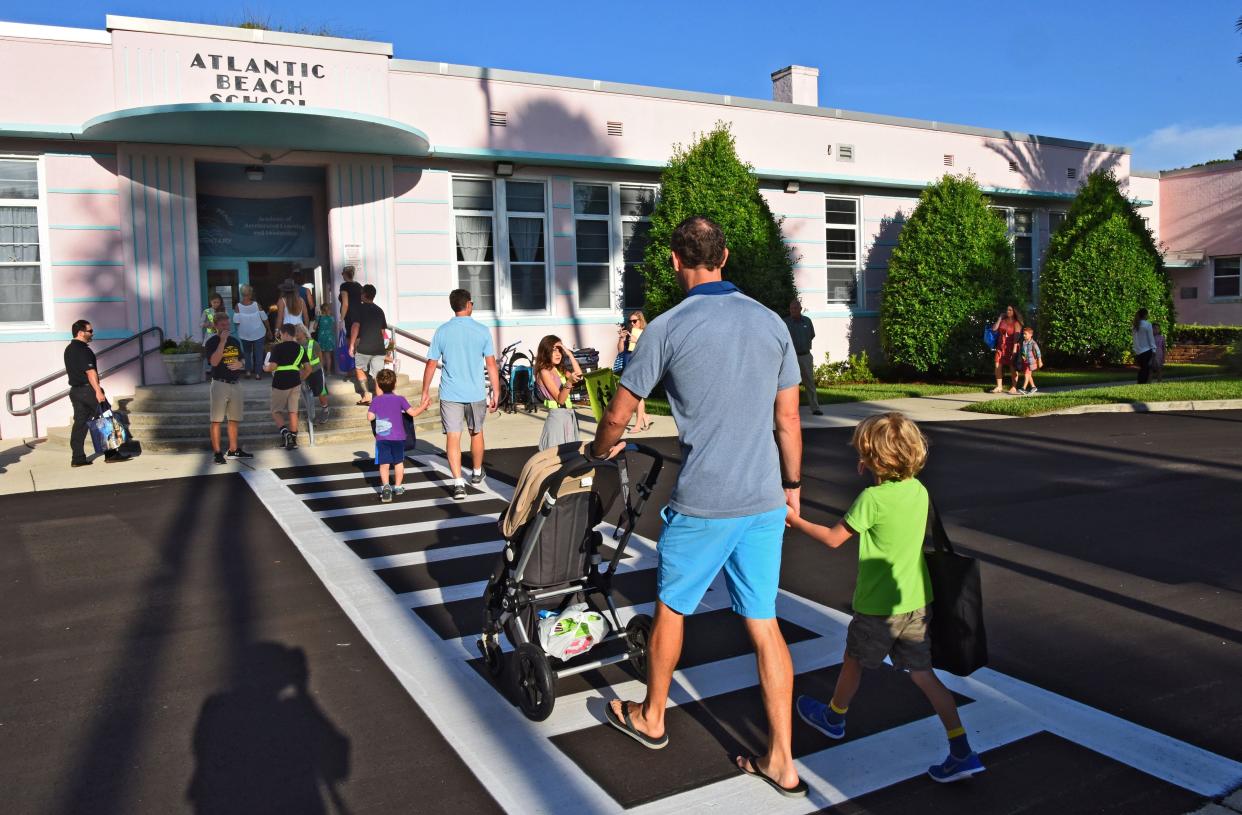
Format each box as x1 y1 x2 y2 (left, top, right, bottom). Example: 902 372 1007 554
924 499 988 676
983 325 997 350
336 330 355 373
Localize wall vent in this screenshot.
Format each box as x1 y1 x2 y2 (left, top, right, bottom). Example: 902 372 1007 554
837 144 855 162
489 111 508 127
1008 160 1019 172
1067 167 1078 179
607 121 624 137
1181 286 1199 300
943 154 954 167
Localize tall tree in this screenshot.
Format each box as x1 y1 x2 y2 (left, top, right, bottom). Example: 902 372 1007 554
640 124 795 318
1039 170 1173 364
880 174 1024 375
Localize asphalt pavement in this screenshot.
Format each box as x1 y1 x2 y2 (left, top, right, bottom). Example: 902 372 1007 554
2 410 1241 813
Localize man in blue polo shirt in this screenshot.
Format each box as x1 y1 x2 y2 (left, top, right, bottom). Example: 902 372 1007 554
591 216 806 798
420 289 500 501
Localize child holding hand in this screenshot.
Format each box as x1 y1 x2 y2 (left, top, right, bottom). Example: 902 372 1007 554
368 368 427 503
785 411 985 783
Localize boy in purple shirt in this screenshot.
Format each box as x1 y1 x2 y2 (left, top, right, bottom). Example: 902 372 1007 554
368 369 427 502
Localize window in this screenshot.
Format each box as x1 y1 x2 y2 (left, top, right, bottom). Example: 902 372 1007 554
0 158 44 324
1049 211 1066 234
452 178 497 311
1214 257 1241 299
620 185 656 310
505 181 547 312
574 183 611 309
824 196 859 303
1013 209 1033 299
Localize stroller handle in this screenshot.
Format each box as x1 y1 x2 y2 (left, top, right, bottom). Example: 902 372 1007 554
534 444 663 506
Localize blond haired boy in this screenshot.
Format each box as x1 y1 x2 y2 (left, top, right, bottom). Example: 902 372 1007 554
786 411 985 782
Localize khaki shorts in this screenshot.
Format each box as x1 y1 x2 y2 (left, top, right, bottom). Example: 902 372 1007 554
270 385 301 416
209 379 244 423
440 399 486 434
846 607 932 672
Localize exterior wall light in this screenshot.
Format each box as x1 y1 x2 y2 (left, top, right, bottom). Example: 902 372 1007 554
495 162 515 177
245 165 265 182
784 180 800 194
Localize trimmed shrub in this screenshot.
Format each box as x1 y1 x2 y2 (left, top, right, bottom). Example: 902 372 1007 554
880 174 1025 375
1039 170 1173 364
1170 324 1242 345
813 351 878 386
640 124 795 318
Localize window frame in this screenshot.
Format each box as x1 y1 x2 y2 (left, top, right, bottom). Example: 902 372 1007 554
823 193 861 306
990 205 1038 304
617 183 658 312
1212 256 1241 301
571 182 614 312
0 154 52 332
500 177 551 315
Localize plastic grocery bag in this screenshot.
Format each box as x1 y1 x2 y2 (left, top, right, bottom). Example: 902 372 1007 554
537 603 610 660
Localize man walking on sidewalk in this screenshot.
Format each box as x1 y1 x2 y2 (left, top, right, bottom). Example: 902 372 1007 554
590 217 806 798
785 298 822 415
65 319 130 467
420 289 500 501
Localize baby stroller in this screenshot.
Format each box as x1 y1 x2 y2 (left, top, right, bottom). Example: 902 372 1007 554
477 442 664 721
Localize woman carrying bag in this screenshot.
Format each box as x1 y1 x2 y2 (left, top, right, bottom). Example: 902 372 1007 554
535 335 584 450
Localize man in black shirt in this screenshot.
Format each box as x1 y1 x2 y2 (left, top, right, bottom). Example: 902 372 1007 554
64 319 129 466
338 265 362 334
204 312 253 464
264 323 310 449
348 284 389 406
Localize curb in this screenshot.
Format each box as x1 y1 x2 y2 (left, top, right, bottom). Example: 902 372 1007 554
1043 399 1242 417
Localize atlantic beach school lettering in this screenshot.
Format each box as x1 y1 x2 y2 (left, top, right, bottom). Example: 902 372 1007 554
191 53 326 105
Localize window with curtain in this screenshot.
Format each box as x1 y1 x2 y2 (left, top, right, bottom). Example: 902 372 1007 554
0 159 43 324
506 181 547 311
452 178 496 311
620 185 656 309
824 196 859 304
574 183 611 309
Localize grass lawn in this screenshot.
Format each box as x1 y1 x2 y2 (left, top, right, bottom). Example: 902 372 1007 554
962 377 1242 417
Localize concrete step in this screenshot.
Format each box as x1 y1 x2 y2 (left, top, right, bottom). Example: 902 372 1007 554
121 404 439 428
119 375 430 411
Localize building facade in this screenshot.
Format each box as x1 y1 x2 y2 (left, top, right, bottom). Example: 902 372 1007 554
2 14 1210 439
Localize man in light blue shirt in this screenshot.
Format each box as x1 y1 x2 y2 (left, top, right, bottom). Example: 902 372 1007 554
590 216 806 798
420 289 500 499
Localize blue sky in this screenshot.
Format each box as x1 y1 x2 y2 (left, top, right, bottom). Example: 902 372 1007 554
9 0 1242 169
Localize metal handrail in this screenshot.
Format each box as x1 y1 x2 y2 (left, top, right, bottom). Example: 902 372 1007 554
387 324 436 366
5 326 165 438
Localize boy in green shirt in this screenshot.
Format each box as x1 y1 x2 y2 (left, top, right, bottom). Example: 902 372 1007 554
785 411 985 783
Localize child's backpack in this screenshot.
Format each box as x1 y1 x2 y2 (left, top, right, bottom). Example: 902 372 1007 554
982 325 997 350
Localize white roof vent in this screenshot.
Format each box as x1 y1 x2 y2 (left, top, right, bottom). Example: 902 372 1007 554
837 144 854 162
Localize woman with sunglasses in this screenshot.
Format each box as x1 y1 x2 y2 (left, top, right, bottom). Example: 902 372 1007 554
617 311 653 433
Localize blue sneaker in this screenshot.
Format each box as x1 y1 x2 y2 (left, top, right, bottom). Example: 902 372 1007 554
927 751 985 783
796 695 845 740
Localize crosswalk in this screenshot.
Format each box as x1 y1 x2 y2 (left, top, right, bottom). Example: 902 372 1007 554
242 452 1242 813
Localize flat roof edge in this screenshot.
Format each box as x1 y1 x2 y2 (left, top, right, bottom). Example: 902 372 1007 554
1131 168 1161 178
1159 158 1242 178
390 59 1130 154
104 15 393 57
0 21 111 44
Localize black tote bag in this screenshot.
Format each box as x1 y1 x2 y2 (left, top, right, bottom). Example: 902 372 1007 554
924 500 988 676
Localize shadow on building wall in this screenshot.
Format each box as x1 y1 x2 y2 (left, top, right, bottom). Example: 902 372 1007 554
984 133 1123 193
850 211 909 360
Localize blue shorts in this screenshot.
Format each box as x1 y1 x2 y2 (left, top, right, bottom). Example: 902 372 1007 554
374 439 405 466
656 504 787 619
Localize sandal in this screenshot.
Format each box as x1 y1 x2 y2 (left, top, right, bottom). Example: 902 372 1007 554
640 420 655 432
605 701 668 750
736 754 808 798
356 399 371 406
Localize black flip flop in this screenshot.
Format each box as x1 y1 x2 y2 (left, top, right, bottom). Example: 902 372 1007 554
604 701 668 750
736 754 808 798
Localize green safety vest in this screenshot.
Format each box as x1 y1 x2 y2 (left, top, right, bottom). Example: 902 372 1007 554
543 370 568 410
305 338 320 367
275 346 306 372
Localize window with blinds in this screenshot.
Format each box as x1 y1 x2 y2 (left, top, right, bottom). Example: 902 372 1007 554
0 159 43 324
824 196 859 304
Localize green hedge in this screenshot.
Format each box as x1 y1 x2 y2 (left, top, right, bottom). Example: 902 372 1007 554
1171 324 1242 345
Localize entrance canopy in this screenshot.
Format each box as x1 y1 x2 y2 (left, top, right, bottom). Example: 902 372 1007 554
15 103 432 156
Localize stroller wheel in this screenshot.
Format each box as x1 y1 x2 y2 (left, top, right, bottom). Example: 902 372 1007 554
478 635 505 680
625 614 654 681
511 643 556 721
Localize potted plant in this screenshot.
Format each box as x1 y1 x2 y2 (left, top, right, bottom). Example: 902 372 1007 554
160 336 205 385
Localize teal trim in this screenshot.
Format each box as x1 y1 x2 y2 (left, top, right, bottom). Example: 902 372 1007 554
552 203 572 209
395 165 447 173
434 145 665 172
51 260 124 267
397 229 450 235
47 188 118 195
553 232 573 238
0 123 79 139
396 197 449 204
50 225 122 231
399 290 452 297
397 260 452 266
556 289 574 296
0 328 130 342
54 296 126 303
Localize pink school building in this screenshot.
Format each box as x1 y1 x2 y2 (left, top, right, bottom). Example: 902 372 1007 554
1 15 1237 440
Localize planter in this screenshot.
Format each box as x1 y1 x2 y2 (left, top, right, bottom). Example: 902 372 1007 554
161 352 204 385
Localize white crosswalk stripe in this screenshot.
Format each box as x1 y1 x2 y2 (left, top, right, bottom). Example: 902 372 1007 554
245 453 1242 814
